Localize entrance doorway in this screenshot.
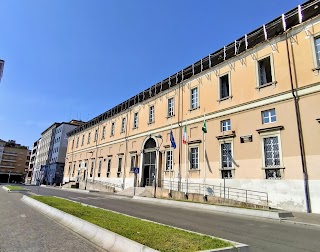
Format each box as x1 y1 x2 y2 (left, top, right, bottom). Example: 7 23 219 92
141 138 157 187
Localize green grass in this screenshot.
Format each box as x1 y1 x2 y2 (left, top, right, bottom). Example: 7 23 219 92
31 196 231 252
5 185 26 191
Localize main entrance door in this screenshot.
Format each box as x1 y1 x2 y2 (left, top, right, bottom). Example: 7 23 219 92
141 138 157 187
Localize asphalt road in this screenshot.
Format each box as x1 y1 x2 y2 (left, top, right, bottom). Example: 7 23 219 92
24 186 320 252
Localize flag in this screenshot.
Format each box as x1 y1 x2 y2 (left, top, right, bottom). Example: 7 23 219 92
182 125 187 144
202 120 207 133
170 130 176 149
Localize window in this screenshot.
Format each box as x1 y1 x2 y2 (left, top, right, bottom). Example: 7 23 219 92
68 165 71 175
262 109 276 124
258 56 273 86
94 129 98 142
221 119 231 132
72 164 75 176
117 157 122 177
130 155 136 172
90 161 94 177
314 37 320 66
133 112 138 129
102 126 106 139
263 136 281 179
107 159 111 177
165 150 173 170
87 132 91 144
98 160 102 177
149 106 155 124
72 139 74 149
219 74 230 99
191 87 198 109
111 122 115 136
121 118 126 133
219 140 234 179
167 98 174 117
76 137 79 148
81 134 85 146
190 147 199 169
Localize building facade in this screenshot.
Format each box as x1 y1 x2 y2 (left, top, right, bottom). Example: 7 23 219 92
25 139 40 184
0 139 30 183
64 1 320 213
31 120 83 185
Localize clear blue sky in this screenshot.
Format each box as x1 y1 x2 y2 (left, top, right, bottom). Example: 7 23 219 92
0 0 303 148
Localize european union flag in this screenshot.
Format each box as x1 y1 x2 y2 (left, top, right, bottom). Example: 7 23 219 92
170 130 176 149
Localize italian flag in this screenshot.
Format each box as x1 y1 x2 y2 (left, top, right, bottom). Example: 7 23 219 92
182 125 187 144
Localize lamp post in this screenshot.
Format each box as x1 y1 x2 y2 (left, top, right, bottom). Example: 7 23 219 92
153 134 163 198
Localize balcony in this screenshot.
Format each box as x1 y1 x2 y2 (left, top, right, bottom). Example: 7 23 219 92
3 152 18 156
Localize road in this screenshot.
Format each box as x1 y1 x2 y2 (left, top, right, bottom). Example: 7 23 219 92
24 186 320 252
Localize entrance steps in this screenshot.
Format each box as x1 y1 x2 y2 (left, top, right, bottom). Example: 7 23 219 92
116 187 147 197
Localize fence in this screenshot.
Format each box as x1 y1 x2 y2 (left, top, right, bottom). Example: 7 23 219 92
160 179 269 207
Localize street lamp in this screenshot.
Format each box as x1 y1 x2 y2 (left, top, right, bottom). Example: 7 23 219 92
153 134 163 198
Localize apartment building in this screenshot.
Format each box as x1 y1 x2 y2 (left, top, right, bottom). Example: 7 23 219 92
25 139 40 184
0 139 30 183
64 1 320 213
31 120 84 185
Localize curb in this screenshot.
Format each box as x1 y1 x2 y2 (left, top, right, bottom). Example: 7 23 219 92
2 186 29 193
61 188 90 193
21 195 249 252
133 196 292 220
21 195 156 252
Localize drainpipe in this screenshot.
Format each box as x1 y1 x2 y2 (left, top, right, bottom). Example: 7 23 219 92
177 80 182 191
285 32 311 213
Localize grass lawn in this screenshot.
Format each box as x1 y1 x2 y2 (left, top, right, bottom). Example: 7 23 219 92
5 185 26 191
32 196 231 252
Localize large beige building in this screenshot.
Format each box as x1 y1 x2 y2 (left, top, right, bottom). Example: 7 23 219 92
64 1 320 213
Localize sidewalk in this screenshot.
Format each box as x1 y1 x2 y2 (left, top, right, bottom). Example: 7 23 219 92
282 211 320 227
0 189 104 252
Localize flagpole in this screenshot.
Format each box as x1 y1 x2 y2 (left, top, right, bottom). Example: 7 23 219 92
203 112 206 197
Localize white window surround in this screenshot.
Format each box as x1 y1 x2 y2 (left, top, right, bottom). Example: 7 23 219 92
217 72 232 101
255 54 276 89
133 112 139 129
189 145 199 170
190 87 199 110
165 149 173 171
259 130 284 176
167 97 174 117
218 138 234 174
221 119 231 132
149 105 155 124
262 108 276 124
121 118 126 133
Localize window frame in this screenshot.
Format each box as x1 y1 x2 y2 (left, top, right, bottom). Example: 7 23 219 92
106 159 111 177
218 73 231 100
256 54 276 88
261 108 276 124
190 87 199 110
94 129 98 142
221 119 231 132
133 112 139 129
117 156 123 177
260 130 284 179
98 160 102 177
165 149 173 171
189 146 199 170
121 117 126 133
87 132 91 144
130 155 136 172
149 105 155 124
101 126 106 140
111 122 115 136
167 97 174 117
219 139 234 179
81 134 85 146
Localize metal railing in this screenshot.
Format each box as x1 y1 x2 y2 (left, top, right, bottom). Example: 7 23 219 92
160 180 269 207
146 178 154 186
85 178 123 190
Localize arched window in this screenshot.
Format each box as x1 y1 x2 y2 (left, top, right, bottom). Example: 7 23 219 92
144 138 156 149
